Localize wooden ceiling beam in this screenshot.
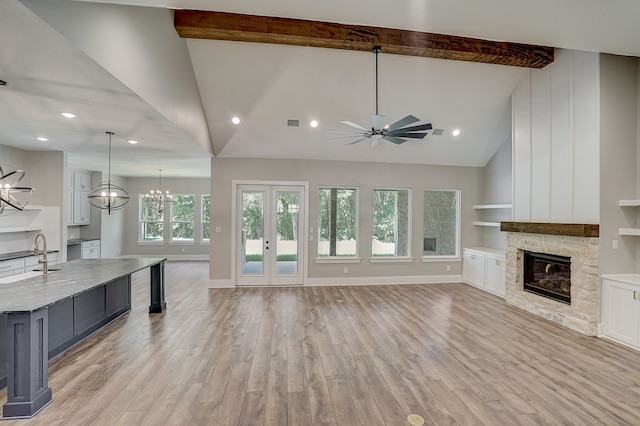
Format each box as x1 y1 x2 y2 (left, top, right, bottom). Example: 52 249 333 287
174 10 554 69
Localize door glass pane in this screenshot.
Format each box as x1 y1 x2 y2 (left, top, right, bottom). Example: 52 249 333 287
241 191 264 275
275 191 299 275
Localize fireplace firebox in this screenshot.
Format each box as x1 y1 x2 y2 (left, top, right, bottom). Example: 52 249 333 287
523 251 571 304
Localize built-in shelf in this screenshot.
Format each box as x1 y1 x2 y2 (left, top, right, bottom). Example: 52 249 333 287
619 200 640 207
472 204 512 210
0 226 42 234
619 228 640 236
473 221 501 227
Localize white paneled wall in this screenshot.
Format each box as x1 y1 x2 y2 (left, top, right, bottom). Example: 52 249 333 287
512 49 600 223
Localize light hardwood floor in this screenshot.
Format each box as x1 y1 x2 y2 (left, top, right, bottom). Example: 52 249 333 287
3 261 640 425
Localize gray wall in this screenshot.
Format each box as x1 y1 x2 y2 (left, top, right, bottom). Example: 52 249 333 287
210 157 484 282
122 176 210 258
598 54 638 275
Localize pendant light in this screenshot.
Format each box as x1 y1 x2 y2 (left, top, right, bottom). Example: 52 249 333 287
88 131 129 214
144 169 172 217
0 164 34 215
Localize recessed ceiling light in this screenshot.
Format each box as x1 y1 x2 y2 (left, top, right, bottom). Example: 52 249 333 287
232 116 240 125
452 129 461 136
127 139 139 145
35 137 48 142
310 120 318 128
61 112 77 118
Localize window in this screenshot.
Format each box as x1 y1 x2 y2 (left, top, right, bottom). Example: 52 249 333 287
372 188 411 257
171 194 195 242
318 187 357 256
423 189 460 256
139 195 163 242
201 195 211 241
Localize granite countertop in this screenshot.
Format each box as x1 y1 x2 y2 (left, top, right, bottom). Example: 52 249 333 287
0 258 165 314
0 250 59 262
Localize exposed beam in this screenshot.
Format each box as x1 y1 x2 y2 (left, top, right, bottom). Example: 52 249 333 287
174 10 554 69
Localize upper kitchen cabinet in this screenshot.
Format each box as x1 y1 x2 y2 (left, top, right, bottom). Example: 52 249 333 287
67 170 91 226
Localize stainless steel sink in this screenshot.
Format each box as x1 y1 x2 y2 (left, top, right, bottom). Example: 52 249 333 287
32 268 61 272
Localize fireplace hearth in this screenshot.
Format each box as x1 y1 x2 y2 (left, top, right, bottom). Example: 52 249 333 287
523 251 571 304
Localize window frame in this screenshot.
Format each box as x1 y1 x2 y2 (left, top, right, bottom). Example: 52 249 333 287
422 188 461 259
371 187 412 260
316 186 360 261
138 194 165 245
201 194 211 244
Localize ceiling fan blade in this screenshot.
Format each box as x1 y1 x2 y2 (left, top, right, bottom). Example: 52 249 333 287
371 114 387 130
339 120 369 131
386 115 420 132
383 136 408 145
388 123 433 135
345 138 367 145
329 135 367 140
388 132 428 139
327 129 367 135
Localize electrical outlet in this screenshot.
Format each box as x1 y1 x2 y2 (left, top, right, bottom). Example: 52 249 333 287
343 267 348 274
446 265 451 272
613 239 619 249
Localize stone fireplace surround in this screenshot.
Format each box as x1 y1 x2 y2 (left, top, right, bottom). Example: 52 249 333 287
502 222 599 336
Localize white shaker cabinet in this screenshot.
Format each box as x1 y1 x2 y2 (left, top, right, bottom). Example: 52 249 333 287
602 275 640 349
81 239 101 259
463 247 506 298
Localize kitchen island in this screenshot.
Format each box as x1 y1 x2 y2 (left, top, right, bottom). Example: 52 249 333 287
0 257 166 419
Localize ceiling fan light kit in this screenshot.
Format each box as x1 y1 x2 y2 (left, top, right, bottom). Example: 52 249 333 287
328 46 433 146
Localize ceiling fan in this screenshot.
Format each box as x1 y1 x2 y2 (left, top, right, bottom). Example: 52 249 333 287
328 46 433 147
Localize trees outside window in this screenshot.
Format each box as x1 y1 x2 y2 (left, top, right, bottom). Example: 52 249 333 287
423 189 459 256
202 195 211 241
318 187 357 256
372 189 410 256
140 195 163 241
171 194 195 242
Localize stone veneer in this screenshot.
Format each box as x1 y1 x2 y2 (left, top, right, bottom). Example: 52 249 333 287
505 232 599 335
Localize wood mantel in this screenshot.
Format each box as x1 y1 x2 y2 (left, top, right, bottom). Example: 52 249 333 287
500 222 599 238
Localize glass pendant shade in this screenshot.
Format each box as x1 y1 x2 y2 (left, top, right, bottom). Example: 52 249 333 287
88 131 129 214
0 164 34 215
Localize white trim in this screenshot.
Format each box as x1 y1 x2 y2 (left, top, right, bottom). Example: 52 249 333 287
209 279 234 288
168 241 196 245
315 257 362 264
137 241 164 246
305 274 462 286
369 257 414 263
421 256 462 263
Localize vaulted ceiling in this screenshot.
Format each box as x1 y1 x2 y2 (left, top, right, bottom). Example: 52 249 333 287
1 0 639 177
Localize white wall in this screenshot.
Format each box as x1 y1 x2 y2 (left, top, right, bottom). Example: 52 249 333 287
513 49 600 223
210 157 484 283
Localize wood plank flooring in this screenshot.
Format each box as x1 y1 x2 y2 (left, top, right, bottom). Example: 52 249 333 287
3 261 640 425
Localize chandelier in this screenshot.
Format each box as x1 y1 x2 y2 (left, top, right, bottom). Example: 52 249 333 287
0 164 34 215
144 169 172 216
88 131 130 214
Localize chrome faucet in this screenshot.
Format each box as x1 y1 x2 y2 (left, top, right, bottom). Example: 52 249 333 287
34 233 48 275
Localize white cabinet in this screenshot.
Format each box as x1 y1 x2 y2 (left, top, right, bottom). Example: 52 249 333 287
602 275 640 349
81 240 101 259
463 247 506 297
67 170 91 225
0 258 27 278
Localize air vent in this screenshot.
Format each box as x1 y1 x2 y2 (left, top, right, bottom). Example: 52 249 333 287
287 119 299 127
432 128 444 136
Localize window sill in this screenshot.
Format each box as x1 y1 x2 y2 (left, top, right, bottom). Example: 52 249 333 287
169 241 196 246
137 241 164 246
315 257 362 264
369 257 414 263
421 256 462 263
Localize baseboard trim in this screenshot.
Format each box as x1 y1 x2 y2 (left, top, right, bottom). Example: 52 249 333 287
305 274 462 287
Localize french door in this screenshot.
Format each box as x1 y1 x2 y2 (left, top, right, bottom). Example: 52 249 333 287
236 184 305 285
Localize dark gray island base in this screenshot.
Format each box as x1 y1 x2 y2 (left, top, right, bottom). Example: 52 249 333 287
0 257 167 419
